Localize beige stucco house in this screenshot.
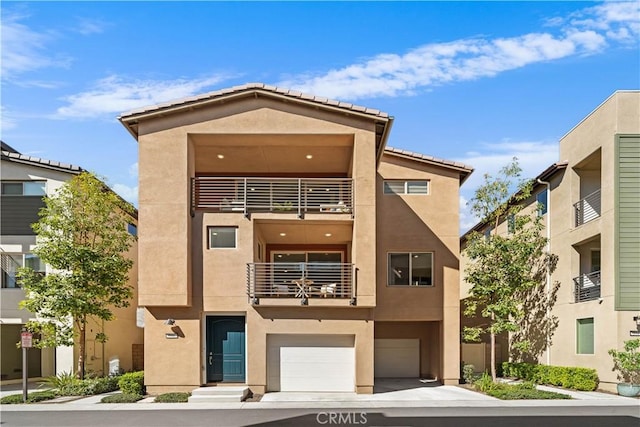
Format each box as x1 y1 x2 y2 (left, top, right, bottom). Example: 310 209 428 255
0 143 143 381
119 83 472 395
460 91 640 392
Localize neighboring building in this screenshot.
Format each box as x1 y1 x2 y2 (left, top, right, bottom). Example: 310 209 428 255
460 91 640 391
119 83 472 395
0 143 143 381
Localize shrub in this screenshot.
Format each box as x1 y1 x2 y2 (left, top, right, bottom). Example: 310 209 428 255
118 371 144 395
476 372 495 393
486 383 570 400
502 362 598 391
101 393 143 403
462 364 475 384
155 392 191 403
0 390 57 404
50 373 121 396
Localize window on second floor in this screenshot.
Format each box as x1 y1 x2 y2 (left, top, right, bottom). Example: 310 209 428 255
383 180 429 195
387 252 433 287
537 189 548 216
507 214 515 234
1 181 46 196
1 253 45 288
208 226 237 249
127 223 137 236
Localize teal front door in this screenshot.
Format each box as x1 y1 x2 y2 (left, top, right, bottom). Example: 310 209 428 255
206 316 245 382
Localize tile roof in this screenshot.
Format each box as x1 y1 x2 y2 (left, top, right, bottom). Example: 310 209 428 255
118 82 391 121
384 146 474 179
1 150 84 174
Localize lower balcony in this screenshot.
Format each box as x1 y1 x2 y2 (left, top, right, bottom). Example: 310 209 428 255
574 189 601 227
573 271 601 303
247 262 356 306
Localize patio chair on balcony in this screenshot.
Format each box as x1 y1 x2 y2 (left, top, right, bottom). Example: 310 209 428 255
320 283 338 298
273 284 291 297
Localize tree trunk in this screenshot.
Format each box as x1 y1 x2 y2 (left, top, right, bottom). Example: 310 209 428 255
77 318 86 380
490 314 497 382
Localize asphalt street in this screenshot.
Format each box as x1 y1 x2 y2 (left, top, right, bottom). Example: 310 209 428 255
1 406 639 427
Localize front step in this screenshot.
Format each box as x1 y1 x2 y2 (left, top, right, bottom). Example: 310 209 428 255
188 386 249 403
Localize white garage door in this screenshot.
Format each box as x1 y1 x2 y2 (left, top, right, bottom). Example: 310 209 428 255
267 334 355 392
374 339 420 378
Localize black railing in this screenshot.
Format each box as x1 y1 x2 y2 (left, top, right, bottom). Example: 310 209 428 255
573 271 601 302
247 262 355 305
574 189 601 227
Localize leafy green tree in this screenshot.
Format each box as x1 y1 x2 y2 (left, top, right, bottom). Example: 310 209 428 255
463 159 558 381
18 172 136 379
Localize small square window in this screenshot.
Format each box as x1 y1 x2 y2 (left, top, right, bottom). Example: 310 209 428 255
1 183 23 195
23 182 46 196
209 227 237 248
388 252 433 286
127 223 137 236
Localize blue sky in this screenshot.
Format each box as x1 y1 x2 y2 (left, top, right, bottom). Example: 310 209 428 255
2 1 639 230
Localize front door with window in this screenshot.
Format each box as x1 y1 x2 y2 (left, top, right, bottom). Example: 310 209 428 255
206 316 245 383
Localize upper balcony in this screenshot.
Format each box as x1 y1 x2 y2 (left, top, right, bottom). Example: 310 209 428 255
573 271 601 303
192 177 353 218
573 189 601 227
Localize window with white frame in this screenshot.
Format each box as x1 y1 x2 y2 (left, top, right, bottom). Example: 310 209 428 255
383 180 429 195
388 252 433 286
1 181 46 196
208 227 237 248
1 253 45 288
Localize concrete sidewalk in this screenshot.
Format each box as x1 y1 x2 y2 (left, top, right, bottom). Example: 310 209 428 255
2 379 638 412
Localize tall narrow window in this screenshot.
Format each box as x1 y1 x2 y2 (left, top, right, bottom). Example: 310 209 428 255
507 215 515 234
577 318 594 354
1 254 23 288
209 227 237 248
537 189 548 216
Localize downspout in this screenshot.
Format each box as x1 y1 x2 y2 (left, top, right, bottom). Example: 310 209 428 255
537 178 551 366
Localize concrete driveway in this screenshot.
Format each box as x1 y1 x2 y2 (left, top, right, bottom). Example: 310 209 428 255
261 378 494 402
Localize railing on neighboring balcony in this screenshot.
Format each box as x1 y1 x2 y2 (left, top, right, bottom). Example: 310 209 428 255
574 189 601 227
573 271 601 303
192 177 353 217
247 262 356 305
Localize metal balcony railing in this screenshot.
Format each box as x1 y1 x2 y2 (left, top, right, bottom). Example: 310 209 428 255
192 177 353 217
574 189 601 227
573 271 601 303
247 262 355 305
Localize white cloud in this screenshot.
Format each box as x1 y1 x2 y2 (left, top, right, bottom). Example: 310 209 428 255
1 13 72 81
111 183 138 206
73 17 109 35
278 2 637 100
128 162 138 178
0 106 18 133
457 140 560 233
55 74 233 119
459 195 478 233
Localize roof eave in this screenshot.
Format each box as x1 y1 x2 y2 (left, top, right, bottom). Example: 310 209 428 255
118 88 392 140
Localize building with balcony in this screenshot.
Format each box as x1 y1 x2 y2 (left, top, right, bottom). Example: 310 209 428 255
460 91 640 391
0 142 143 381
119 83 472 395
